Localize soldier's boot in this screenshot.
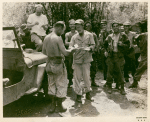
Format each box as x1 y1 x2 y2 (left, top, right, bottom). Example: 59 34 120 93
125 78 129 82
103 81 108 87
68 79 73 88
120 84 126 95
76 95 82 108
76 95 82 103
49 95 56 113
107 84 112 94
129 80 138 88
55 97 67 113
91 78 99 87
86 92 94 101
115 83 120 90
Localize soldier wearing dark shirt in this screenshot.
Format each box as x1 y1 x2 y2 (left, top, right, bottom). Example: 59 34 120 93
129 32 147 88
85 21 99 87
104 21 130 95
98 20 109 83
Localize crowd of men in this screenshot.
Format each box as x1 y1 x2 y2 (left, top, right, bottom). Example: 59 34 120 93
19 4 147 113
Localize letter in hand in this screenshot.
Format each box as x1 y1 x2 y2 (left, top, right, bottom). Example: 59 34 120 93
68 46 77 53
84 47 91 51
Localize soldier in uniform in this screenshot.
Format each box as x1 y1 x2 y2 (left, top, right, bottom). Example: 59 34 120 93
85 21 99 87
104 21 130 95
65 19 77 87
69 19 95 104
129 20 147 88
123 21 137 82
98 20 109 86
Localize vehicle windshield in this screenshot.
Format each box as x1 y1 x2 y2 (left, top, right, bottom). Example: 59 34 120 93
3 30 18 48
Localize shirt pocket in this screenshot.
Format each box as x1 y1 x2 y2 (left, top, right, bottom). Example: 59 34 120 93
84 37 91 46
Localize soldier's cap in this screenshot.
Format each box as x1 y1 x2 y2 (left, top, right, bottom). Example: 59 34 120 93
101 20 107 24
54 21 65 28
120 26 124 29
35 4 43 8
112 20 120 27
123 21 131 26
69 19 75 24
85 21 91 25
75 19 84 26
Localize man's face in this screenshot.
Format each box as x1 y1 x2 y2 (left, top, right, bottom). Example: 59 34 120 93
101 23 107 30
35 7 42 16
85 23 92 31
69 23 75 30
75 24 84 34
124 25 130 32
112 23 119 33
55 26 64 36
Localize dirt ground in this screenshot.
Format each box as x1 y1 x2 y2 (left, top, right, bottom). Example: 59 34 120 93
3 70 147 117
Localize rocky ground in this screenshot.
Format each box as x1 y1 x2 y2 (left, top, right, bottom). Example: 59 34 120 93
3 70 147 117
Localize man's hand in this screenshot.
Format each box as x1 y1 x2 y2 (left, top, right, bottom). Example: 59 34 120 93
84 47 91 51
104 51 108 57
68 47 77 53
118 41 124 46
34 22 39 25
41 25 48 30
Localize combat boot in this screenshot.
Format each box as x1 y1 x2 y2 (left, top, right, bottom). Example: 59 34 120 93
115 83 120 90
120 84 126 95
68 79 73 88
129 80 138 88
107 84 112 94
49 95 56 113
55 97 67 113
76 95 82 103
86 92 94 101
103 82 108 87
91 78 99 87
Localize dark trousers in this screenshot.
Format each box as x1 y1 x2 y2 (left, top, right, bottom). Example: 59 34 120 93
65 55 73 83
134 57 147 81
135 53 141 68
97 49 107 80
124 55 136 81
90 53 97 80
101 52 107 80
106 53 125 85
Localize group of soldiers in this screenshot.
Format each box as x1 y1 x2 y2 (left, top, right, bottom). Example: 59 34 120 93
19 4 147 114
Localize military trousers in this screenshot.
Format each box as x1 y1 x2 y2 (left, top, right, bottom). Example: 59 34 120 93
106 53 125 85
73 63 92 95
134 57 147 81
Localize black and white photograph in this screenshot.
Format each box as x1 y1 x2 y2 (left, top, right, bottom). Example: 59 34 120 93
2 1 148 120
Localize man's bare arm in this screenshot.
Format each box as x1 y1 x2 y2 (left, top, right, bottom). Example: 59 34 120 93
65 33 70 47
57 37 71 56
27 22 39 28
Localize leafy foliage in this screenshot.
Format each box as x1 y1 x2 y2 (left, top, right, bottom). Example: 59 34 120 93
3 2 147 34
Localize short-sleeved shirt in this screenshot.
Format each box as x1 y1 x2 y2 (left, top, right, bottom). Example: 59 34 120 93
27 13 48 36
69 30 95 64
